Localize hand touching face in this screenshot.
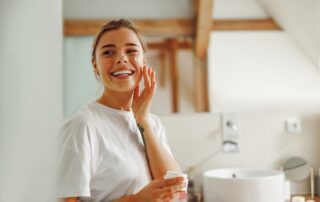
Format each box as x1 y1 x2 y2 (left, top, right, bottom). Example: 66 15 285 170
132 65 157 124
92 28 144 93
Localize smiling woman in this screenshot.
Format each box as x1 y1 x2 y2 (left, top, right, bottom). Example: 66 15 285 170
92 26 145 98
57 19 186 202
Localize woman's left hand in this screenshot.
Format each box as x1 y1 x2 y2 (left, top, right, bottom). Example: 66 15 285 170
132 65 156 124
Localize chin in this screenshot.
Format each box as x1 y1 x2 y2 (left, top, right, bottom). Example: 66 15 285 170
115 84 137 93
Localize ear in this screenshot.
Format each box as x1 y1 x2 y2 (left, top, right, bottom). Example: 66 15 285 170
92 59 99 76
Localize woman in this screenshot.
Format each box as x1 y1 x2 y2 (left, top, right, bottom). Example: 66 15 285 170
57 19 186 202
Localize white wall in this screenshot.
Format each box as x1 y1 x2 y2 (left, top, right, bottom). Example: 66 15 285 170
160 110 320 194
0 0 63 201
63 0 193 19
208 31 320 110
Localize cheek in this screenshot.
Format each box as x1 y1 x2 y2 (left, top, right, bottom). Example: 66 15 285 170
132 55 144 66
97 59 113 71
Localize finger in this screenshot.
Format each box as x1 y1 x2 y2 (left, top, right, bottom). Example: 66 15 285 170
159 188 183 201
156 187 173 198
177 191 188 200
143 65 151 89
146 66 152 89
152 69 156 83
133 84 140 101
153 177 185 189
152 178 166 188
148 66 152 78
171 184 187 192
150 70 157 94
164 177 185 186
158 192 172 201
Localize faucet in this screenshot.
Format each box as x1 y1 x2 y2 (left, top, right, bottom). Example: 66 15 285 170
222 140 239 153
222 114 240 153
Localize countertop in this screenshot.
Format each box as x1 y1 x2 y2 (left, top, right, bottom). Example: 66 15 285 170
299 196 320 201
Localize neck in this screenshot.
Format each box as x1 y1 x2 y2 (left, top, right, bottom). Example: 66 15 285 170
97 89 133 111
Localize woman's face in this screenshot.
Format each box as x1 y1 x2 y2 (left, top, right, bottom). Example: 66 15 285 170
93 28 144 93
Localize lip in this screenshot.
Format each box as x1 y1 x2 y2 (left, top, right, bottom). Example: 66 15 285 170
109 66 137 79
109 67 136 75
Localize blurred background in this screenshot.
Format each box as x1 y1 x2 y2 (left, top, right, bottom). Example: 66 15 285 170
0 0 319 201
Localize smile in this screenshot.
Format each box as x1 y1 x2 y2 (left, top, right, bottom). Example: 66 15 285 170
110 69 135 77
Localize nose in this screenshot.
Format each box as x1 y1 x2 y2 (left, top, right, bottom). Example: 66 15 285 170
116 52 128 64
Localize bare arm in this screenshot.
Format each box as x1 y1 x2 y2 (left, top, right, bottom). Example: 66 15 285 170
133 66 181 179
112 194 136 202
139 120 181 178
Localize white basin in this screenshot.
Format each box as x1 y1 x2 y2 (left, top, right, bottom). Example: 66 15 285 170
203 168 285 202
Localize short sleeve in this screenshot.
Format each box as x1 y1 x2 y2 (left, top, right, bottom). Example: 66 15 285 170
56 118 91 198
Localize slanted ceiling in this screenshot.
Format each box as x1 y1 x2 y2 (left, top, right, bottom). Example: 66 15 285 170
257 0 320 68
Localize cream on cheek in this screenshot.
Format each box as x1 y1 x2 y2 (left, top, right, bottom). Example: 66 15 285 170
131 54 144 73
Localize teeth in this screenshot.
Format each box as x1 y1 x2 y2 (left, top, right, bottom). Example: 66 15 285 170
111 70 133 76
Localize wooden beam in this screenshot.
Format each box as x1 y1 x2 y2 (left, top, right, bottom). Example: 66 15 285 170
158 50 166 88
64 18 281 36
147 41 192 50
212 19 281 30
203 57 209 112
64 19 193 36
193 0 199 17
167 38 179 113
194 0 213 59
194 57 209 112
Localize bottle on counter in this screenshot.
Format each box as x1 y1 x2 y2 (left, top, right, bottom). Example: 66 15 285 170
186 180 203 202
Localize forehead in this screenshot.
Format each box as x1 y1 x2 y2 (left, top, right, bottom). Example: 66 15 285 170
97 28 142 48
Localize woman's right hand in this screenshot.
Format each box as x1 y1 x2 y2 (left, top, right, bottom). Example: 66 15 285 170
132 65 156 125
133 176 186 202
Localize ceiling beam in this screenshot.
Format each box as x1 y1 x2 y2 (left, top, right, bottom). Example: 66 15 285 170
194 0 213 59
148 41 192 50
64 18 281 36
64 19 193 36
212 19 281 30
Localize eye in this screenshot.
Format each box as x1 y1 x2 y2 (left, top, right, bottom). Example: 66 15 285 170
126 49 139 54
102 50 115 56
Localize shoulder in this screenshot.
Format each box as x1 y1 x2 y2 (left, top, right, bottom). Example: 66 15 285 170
62 102 109 128
62 105 93 128
58 104 100 141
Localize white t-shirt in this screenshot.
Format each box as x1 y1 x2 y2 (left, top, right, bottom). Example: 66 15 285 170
57 102 172 202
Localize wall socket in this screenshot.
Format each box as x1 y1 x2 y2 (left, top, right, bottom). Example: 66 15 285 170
285 118 301 133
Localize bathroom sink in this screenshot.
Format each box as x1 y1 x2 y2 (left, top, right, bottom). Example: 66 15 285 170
203 168 285 202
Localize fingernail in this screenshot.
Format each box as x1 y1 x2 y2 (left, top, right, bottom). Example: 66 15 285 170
181 182 187 188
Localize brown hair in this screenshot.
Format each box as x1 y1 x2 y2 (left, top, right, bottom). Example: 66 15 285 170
91 19 147 61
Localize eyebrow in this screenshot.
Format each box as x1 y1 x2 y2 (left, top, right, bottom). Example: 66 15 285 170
125 43 139 47
100 43 139 50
